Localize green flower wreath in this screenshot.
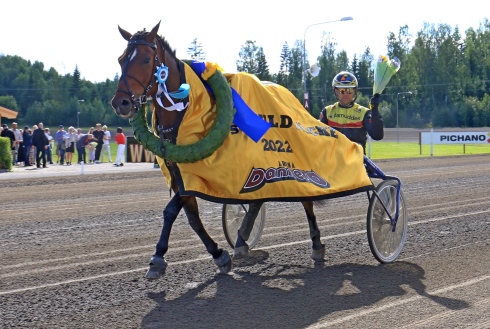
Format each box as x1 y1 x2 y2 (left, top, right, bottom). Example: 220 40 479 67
129 66 234 163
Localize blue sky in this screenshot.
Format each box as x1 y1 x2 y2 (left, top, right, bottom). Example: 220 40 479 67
1 0 486 82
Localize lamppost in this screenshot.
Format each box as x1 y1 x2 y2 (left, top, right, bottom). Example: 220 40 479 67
396 92 412 143
77 99 84 128
303 16 353 111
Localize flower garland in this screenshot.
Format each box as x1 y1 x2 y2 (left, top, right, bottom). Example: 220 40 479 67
129 62 235 163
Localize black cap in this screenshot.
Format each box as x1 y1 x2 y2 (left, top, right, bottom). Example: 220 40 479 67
24 126 29 129
59 125 64 128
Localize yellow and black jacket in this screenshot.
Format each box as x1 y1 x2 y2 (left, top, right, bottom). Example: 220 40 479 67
319 102 384 151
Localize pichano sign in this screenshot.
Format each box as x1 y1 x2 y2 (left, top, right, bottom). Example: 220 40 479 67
421 131 490 144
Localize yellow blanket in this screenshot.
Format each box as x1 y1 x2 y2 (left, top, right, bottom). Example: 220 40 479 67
156 64 373 203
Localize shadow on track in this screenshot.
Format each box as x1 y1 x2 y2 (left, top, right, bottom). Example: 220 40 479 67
141 252 468 328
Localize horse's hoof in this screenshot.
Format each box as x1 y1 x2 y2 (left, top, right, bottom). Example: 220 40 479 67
145 256 168 280
234 245 249 258
214 249 232 274
311 245 326 262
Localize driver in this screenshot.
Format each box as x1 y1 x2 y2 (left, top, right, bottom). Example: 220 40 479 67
319 71 384 153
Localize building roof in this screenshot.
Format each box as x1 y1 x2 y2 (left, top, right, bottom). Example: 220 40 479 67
0 106 18 125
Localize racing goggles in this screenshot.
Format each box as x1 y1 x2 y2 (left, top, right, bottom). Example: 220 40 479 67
336 88 355 95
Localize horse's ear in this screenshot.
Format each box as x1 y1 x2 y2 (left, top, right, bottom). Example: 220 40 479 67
147 21 161 41
118 26 132 41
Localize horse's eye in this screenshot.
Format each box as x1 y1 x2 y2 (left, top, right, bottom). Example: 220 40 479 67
144 57 151 64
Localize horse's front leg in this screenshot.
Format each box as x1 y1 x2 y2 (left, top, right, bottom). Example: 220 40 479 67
146 191 186 280
302 201 325 262
234 202 264 258
183 196 232 274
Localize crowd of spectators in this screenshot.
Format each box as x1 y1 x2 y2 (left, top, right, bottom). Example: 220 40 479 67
1 122 126 169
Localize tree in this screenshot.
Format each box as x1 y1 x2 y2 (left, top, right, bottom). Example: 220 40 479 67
186 38 206 61
276 42 290 87
0 95 19 111
236 40 260 73
72 65 82 97
357 47 374 94
255 47 271 81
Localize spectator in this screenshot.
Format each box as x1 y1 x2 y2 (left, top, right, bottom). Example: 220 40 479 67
55 125 66 165
1 123 16 164
88 141 97 164
44 127 54 165
75 128 83 163
11 122 23 165
113 127 126 167
64 126 76 165
76 133 94 164
76 128 82 140
100 125 112 163
92 123 105 164
22 126 33 166
31 125 38 165
31 122 49 168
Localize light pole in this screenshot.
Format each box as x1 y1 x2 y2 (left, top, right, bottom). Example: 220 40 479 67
396 92 412 143
77 99 84 128
303 16 353 111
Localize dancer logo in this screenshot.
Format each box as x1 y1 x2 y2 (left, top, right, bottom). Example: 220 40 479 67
240 166 330 194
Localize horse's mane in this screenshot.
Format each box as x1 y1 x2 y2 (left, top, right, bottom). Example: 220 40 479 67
156 34 177 59
130 29 177 61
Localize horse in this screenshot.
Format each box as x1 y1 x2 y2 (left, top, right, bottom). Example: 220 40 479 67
111 22 367 280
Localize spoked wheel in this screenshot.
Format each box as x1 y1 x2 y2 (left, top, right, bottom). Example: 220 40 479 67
367 180 408 263
222 204 266 249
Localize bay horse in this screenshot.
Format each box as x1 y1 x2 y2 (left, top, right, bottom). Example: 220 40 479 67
111 22 327 280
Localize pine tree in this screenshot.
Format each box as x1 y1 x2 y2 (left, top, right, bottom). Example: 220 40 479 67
186 38 206 61
72 65 81 97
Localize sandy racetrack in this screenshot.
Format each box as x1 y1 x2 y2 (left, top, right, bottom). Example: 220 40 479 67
1 155 489 328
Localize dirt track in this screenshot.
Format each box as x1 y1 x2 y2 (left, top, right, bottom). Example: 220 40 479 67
1 155 489 328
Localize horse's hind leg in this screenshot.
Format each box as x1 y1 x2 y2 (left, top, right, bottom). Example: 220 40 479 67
302 201 325 262
183 197 232 274
146 191 186 280
234 202 263 258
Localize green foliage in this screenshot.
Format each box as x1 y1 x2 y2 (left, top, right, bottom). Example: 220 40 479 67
0 95 19 111
0 137 13 170
271 18 490 126
0 55 120 128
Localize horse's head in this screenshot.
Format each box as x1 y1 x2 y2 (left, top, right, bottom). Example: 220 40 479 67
111 22 181 119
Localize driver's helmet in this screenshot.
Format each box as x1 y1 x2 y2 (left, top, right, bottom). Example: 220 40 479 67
332 71 358 89
332 71 358 107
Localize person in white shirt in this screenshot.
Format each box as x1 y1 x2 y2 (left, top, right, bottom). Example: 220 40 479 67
44 127 54 164
100 125 113 163
63 126 77 165
11 122 23 165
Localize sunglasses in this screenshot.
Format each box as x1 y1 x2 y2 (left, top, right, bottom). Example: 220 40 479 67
336 88 355 95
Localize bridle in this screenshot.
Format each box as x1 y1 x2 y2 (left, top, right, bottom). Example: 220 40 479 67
116 32 190 154
117 33 190 113
116 35 160 109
